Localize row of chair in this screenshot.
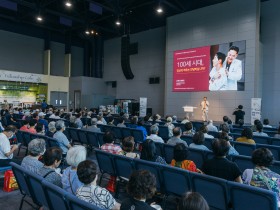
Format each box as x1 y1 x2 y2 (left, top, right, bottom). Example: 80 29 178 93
95 150 278 210
10 162 101 210
153 142 280 174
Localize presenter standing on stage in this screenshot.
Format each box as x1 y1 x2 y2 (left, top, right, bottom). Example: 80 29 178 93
200 97 209 122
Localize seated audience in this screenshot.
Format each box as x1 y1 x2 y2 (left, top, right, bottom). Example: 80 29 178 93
98 112 107 125
121 170 159 210
218 132 239 155
101 131 122 154
28 119 37 134
37 147 63 187
253 123 269 137
146 125 164 143
243 148 280 201
189 131 210 151
62 145 86 194
178 192 209 210
117 117 126 128
136 119 148 140
141 139 167 165
35 123 45 135
20 120 29 132
219 123 233 140
96 115 104 125
165 117 175 138
236 127 255 144
171 143 200 172
85 118 101 133
172 115 178 123
206 120 218 132
121 136 140 158
143 115 152 126
76 160 120 209
274 125 280 139
263 118 272 128
0 116 4 132
75 113 83 129
167 127 188 147
181 116 189 124
107 116 115 126
69 115 78 128
252 119 261 132
53 120 72 154
183 122 195 136
199 125 214 139
0 125 20 167
202 139 242 183
21 138 45 173
46 121 56 137
38 112 48 132
220 116 232 130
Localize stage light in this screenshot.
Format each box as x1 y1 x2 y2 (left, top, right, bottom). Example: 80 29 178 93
156 6 163 13
65 1 72 7
85 30 90 35
36 15 43 22
115 19 121 26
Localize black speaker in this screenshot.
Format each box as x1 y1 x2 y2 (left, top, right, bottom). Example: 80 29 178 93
112 81 117 88
121 36 134 80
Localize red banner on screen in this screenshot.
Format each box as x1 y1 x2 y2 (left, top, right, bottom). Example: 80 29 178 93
173 46 210 92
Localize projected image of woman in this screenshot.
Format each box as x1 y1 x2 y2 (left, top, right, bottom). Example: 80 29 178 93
209 52 227 91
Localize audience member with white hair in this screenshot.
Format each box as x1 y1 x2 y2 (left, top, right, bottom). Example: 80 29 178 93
62 145 87 194
206 120 218 132
165 117 175 138
146 125 164 143
46 121 56 138
84 118 101 133
53 120 72 154
21 138 46 174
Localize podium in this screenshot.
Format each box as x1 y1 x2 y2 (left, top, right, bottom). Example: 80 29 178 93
183 106 197 120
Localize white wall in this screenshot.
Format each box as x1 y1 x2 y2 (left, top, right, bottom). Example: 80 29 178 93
260 0 280 125
165 0 260 122
103 27 166 115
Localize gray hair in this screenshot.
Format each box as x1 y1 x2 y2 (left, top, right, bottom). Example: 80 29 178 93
150 125 159 134
91 118 98 125
55 120 65 131
48 121 56 132
66 145 87 167
28 138 46 156
70 116 76 123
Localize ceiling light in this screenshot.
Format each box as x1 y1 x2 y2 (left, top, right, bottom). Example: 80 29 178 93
85 30 90 35
65 1 72 7
115 20 121 26
36 15 43 22
156 6 163 13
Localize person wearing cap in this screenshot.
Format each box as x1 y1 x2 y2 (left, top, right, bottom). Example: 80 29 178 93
84 118 101 133
38 112 48 133
233 105 245 124
21 138 46 173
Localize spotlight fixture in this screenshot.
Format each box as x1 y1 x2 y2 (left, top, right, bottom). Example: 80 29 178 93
65 0 72 7
115 19 121 26
36 15 43 22
156 6 163 13
85 30 90 35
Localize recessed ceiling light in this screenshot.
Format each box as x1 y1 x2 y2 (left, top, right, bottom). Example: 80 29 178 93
65 1 72 7
36 15 43 22
85 30 90 35
115 20 121 26
156 7 163 13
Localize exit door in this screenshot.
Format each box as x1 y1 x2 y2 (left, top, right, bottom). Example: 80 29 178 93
50 91 68 107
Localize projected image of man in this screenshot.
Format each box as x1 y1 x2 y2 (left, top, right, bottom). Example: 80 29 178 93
223 46 242 90
209 52 227 91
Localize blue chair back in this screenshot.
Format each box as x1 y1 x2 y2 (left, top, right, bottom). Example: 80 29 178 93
204 138 214 150
68 128 80 144
208 131 220 138
271 138 280 146
163 144 174 164
96 132 105 146
48 137 60 147
161 165 191 196
158 126 169 140
232 142 256 156
270 161 280 174
188 148 206 169
131 129 145 143
231 155 254 173
95 150 116 176
190 172 229 210
87 131 100 148
181 135 193 145
228 181 278 210
154 142 164 157
77 129 89 145
65 193 101 210
122 127 132 138
256 144 280 161
111 126 123 140
42 180 69 210
253 136 271 145
113 155 135 180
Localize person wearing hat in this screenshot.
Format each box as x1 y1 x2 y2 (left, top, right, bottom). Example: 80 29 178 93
84 118 101 133
232 105 245 124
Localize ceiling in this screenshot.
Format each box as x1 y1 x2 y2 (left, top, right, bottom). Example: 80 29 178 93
0 0 230 42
